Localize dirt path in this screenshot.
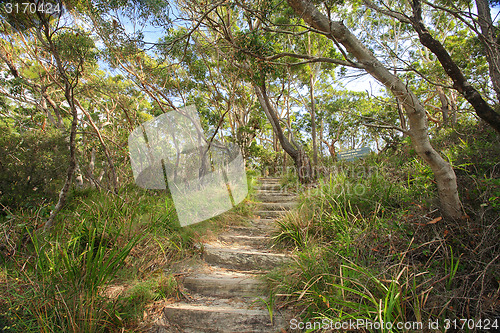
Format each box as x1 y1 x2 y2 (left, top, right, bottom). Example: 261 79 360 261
150 177 297 333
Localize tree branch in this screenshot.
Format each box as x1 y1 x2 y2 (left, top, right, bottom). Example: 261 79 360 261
361 115 409 134
362 0 411 24
410 0 500 133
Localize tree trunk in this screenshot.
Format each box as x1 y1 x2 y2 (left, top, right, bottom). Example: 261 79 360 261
42 20 80 230
449 91 458 126
476 0 500 102
254 83 314 183
283 80 291 175
75 99 119 193
436 86 449 126
319 117 324 159
396 98 408 136
45 85 78 230
310 74 318 166
88 147 98 187
297 148 313 183
323 139 338 162
39 86 58 127
287 0 462 218
308 33 318 166
40 86 64 128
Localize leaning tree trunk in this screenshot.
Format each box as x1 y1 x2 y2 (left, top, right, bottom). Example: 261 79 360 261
287 0 462 218
254 83 314 183
410 0 500 134
44 84 78 230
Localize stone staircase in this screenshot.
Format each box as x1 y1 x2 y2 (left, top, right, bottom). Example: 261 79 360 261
153 177 297 333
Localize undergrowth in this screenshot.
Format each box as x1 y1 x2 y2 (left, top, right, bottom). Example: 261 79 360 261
270 123 500 332
0 171 257 332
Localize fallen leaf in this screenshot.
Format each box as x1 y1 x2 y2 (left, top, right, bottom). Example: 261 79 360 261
427 216 442 225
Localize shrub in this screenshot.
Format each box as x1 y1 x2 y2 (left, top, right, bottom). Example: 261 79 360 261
0 125 68 212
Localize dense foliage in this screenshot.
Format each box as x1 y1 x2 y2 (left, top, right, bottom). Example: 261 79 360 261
0 0 499 331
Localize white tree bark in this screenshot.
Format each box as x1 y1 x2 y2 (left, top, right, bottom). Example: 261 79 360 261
287 0 462 218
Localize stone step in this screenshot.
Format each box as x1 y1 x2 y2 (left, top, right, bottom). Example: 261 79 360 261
203 245 291 271
225 226 266 236
254 210 287 219
257 184 282 191
257 177 281 182
256 198 297 205
250 218 276 228
257 202 296 211
257 180 281 185
255 190 297 200
163 300 287 333
157 177 295 332
182 271 267 298
247 219 278 233
218 234 271 248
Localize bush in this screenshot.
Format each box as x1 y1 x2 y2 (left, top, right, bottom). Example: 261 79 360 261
0 185 196 332
0 221 138 332
0 125 68 212
270 124 500 329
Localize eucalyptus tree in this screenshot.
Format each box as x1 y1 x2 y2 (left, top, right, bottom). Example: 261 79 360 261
318 89 392 156
340 1 479 130
290 32 339 165
0 6 104 228
75 73 148 189
275 0 465 218
174 0 354 182
362 0 500 133
76 0 268 182
172 0 463 216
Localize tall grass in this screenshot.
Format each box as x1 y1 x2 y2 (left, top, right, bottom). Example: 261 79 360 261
1 171 259 332
0 186 188 332
269 157 467 331
7 221 139 332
